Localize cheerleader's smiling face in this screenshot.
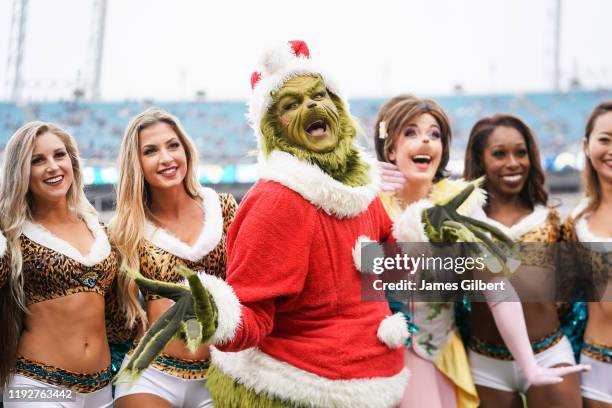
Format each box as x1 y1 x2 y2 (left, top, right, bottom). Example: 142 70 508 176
585 111 612 185
29 132 74 203
139 122 188 191
482 126 530 198
388 113 443 183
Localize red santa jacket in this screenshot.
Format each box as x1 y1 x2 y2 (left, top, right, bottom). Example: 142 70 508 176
208 151 409 408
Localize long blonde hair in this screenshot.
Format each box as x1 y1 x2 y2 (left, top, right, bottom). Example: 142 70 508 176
0 121 95 385
109 108 200 328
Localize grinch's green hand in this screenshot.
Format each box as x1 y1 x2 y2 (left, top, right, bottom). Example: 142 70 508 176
116 266 218 382
423 182 519 274
176 265 218 348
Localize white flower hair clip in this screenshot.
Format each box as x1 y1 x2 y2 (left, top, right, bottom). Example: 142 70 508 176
378 121 388 139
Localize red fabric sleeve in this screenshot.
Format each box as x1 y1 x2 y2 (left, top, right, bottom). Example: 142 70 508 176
376 197 393 242
218 182 316 351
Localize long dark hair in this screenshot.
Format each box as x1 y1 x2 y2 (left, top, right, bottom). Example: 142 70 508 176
463 114 548 208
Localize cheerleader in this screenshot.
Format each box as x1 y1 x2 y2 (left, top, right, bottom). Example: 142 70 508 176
111 108 236 408
375 98 588 408
464 114 582 408
0 122 134 407
562 102 612 407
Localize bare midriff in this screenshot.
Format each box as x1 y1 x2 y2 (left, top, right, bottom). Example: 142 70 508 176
585 301 612 345
470 301 560 345
18 292 110 373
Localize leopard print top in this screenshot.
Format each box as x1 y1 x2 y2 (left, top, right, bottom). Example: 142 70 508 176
516 208 560 268
9 214 134 344
139 188 237 301
560 200 611 300
485 205 560 267
515 208 560 243
483 205 560 243
19 213 117 305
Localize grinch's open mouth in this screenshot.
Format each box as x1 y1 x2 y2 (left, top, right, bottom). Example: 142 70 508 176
304 119 328 137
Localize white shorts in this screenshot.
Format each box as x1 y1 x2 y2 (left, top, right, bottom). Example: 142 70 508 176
2 374 112 408
581 354 612 404
469 336 576 393
114 354 213 408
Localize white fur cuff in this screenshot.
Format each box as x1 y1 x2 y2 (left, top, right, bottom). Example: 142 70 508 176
196 273 242 344
352 235 385 274
392 199 433 242
377 312 410 349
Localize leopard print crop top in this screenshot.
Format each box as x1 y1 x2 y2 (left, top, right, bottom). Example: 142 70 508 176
19 213 117 305
560 198 611 299
480 205 560 268
481 205 560 243
139 188 237 301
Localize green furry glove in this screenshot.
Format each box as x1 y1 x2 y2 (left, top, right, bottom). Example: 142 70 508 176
117 266 218 381
422 179 519 274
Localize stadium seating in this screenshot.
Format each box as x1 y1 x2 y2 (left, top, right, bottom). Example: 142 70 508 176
1 90 610 172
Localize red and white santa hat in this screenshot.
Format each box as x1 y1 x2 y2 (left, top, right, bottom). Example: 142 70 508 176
247 40 345 131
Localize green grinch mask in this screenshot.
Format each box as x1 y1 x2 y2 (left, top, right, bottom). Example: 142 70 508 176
273 76 339 153
260 74 371 187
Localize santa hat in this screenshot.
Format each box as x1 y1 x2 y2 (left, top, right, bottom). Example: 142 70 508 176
247 40 345 132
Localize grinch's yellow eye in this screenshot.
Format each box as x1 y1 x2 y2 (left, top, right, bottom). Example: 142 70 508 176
284 102 299 111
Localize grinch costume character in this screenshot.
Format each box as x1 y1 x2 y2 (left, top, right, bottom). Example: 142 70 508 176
122 40 410 408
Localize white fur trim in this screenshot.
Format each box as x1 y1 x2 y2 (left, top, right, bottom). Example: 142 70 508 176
392 199 433 242
569 197 612 247
571 197 590 219
457 185 487 215
194 273 242 344
430 178 487 216
22 212 110 266
478 205 550 240
248 43 345 132
0 232 6 258
575 218 612 244
144 187 223 262
352 235 385 274
258 151 379 219
259 42 298 76
377 313 410 349
572 197 612 249
352 235 371 273
211 347 409 408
